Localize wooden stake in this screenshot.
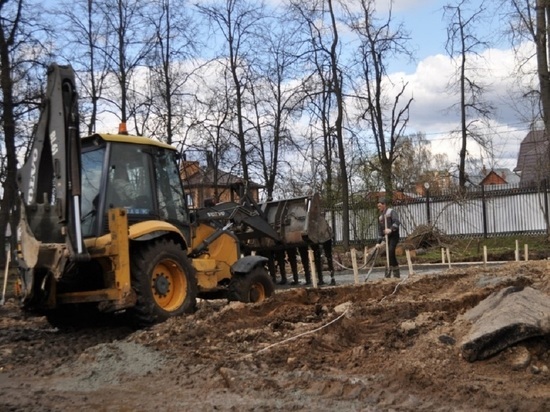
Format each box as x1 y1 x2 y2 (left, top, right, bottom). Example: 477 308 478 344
351 248 359 285
308 249 318 288
406 249 414 276
515 240 519 261
1 245 11 306
483 245 487 266
524 244 529 261
446 248 452 269
441 247 446 264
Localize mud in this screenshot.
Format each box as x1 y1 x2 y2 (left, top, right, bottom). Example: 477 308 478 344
1 261 549 411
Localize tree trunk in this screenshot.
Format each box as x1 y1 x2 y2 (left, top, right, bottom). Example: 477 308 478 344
328 0 350 248
0 4 20 265
536 2 550 134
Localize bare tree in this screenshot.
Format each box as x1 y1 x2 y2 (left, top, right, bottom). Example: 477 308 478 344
143 0 198 144
185 67 238 203
444 0 493 188
326 0 349 247
0 0 50 261
196 0 267 183
96 0 155 133
345 0 413 203
503 0 550 191
245 13 309 199
54 0 112 135
289 0 351 247
505 0 550 133
392 133 433 193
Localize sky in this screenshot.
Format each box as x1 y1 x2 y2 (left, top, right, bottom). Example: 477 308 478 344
43 0 531 176
383 0 531 173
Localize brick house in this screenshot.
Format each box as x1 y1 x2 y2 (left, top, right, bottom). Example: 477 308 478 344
414 170 453 195
180 161 261 209
478 167 520 186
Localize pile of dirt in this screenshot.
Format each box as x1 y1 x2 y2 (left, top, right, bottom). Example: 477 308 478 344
1 260 549 411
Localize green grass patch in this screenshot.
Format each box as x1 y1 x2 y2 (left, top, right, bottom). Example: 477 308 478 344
408 235 549 264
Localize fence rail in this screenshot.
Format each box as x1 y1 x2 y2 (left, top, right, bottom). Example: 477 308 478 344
328 183 550 245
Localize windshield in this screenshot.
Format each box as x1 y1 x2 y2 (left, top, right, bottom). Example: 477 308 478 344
106 143 155 214
81 147 105 236
155 149 189 223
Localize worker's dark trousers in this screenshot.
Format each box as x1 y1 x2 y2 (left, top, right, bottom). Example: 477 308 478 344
387 232 400 267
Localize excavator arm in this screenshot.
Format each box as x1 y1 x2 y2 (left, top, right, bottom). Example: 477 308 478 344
17 63 88 267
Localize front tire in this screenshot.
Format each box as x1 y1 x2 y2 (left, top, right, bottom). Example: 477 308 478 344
228 266 274 303
129 238 197 327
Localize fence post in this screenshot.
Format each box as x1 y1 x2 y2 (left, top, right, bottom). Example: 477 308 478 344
481 184 488 239
425 183 431 225
544 179 549 237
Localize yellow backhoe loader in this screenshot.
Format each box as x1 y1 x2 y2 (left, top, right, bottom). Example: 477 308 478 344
16 64 332 327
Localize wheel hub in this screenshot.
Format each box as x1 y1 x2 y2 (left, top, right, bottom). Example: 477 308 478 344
153 273 171 296
249 283 264 302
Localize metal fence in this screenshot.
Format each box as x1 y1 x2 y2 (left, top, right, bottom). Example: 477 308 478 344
329 183 550 244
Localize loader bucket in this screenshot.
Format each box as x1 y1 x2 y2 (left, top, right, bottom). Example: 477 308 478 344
247 193 332 250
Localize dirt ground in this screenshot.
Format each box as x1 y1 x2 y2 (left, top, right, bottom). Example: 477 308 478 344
0 260 549 411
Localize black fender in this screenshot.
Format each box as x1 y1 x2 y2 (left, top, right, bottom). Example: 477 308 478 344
231 255 268 275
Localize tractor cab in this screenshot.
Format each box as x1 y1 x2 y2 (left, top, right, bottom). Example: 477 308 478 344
80 133 191 238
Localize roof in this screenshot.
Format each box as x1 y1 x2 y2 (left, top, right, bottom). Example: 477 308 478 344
364 191 417 203
182 163 261 189
479 168 520 186
515 130 550 184
83 133 176 151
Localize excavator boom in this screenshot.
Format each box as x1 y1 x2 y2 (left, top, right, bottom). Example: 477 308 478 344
17 64 88 263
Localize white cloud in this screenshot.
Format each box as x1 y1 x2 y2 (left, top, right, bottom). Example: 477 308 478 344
377 0 438 13
385 43 538 171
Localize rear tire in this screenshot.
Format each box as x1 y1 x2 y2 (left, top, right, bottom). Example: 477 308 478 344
129 238 197 327
228 266 274 303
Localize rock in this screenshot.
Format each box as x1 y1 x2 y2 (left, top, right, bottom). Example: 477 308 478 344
399 320 417 333
438 335 456 345
510 346 531 371
460 286 550 362
334 301 352 314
